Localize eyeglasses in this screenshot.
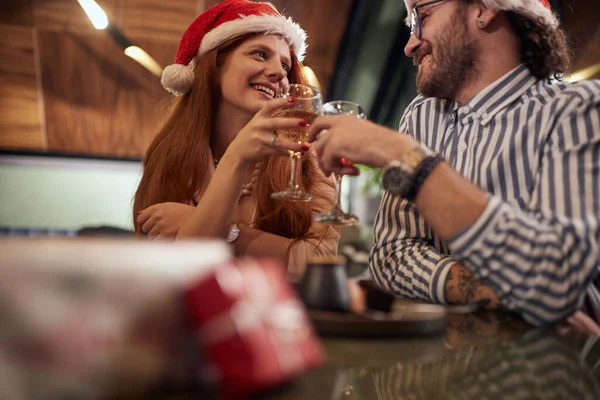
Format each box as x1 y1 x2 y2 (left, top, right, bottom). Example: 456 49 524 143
410 0 450 40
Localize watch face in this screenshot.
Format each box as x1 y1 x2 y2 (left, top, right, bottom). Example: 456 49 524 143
382 145 438 199
382 166 413 196
226 224 240 243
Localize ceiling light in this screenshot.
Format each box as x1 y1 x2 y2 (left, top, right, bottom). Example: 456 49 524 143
77 0 109 30
124 46 164 77
568 63 600 82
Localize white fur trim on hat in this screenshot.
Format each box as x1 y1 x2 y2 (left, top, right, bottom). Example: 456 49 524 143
404 0 558 27
161 62 196 96
199 13 307 62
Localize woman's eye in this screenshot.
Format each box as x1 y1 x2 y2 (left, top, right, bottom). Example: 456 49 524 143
282 64 290 73
254 51 267 59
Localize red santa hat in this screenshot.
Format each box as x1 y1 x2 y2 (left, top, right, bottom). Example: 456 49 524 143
162 0 307 96
404 0 558 28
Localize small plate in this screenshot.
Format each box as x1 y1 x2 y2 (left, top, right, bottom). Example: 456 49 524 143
357 280 483 315
443 302 482 314
309 304 447 338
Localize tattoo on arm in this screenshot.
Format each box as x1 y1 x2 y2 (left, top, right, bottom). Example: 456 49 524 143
457 268 478 304
445 263 499 309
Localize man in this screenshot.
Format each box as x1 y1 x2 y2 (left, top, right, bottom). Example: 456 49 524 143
307 0 600 327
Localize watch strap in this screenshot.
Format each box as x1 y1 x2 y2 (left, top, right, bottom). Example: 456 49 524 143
406 154 444 201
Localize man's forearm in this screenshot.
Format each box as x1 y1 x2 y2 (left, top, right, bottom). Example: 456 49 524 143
381 142 498 307
445 263 499 309
414 162 490 241
373 135 500 306
376 134 490 241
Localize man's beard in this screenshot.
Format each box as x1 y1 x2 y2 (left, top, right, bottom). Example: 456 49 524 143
416 13 481 101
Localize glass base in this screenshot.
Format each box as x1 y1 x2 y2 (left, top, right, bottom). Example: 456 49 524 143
313 208 359 226
271 189 313 202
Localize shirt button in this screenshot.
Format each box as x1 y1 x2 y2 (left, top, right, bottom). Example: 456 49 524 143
481 112 488 119
458 142 468 152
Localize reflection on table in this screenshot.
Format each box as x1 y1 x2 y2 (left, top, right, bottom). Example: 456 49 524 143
270 312 600 400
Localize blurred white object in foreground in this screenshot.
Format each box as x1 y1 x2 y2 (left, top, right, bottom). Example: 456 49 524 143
0 238 230 400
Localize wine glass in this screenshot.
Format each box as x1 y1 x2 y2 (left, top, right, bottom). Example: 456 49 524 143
313 101 366 226
271 84 322 202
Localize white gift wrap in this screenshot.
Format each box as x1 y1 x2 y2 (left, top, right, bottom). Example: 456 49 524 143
0 238 230 400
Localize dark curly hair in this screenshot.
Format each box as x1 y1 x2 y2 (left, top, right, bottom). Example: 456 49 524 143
458 0 573 81
505 12 572 81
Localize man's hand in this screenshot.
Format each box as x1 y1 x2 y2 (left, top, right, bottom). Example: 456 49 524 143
307 115 418 175
557 311 600 336
445 263 500 309
137 202 195 240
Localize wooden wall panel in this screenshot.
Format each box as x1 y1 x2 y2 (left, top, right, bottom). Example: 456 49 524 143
561 0 600 78
33 0 121 33
269 0 352 98
0 24 44 150
37 30 175 157
0 0 353 157
575 30 600 80
561 0 598 61
200 0 222 11
0 0 34 26
121 0 199 42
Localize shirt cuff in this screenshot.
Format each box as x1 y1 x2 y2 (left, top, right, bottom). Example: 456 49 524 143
447 196 504 259
430 257 457 304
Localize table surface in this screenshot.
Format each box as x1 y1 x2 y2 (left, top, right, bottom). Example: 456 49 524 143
262 311 600 400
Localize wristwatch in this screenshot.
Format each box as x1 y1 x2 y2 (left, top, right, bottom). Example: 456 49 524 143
381 143 443 200
226 223 240 243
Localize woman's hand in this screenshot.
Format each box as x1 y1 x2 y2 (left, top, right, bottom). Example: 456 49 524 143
224 97 309 165
137 202 195 240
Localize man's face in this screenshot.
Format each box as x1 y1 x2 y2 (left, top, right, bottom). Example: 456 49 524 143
406 1 482 100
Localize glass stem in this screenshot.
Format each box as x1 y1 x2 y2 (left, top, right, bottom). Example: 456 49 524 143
288 152 300 191
333 174 343 211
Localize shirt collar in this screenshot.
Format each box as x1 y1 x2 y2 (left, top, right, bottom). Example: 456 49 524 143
455 64 539 125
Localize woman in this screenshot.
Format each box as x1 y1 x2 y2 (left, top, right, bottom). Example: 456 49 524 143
133 0 338 278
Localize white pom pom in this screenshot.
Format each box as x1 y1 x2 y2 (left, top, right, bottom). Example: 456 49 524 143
161 64 195 96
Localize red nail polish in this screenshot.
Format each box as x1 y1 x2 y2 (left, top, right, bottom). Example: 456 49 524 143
298 120 307 127
287 97 296 103
301 145 310 151
340 158 354 167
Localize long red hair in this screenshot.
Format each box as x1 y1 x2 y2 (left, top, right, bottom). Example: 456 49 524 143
133 34 334 240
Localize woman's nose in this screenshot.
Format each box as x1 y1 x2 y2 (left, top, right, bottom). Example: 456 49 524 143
266 60 286 82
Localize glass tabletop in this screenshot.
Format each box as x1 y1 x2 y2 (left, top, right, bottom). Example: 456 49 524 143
261 312 600 400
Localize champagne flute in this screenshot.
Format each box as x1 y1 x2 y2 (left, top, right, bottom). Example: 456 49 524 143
271 84 322 202
313 101 366 226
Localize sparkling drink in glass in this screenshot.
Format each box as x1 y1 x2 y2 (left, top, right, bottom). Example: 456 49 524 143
271 84 322 202
313 100 366 226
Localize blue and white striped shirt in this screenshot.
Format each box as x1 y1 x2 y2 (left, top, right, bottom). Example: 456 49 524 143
369 64 600 326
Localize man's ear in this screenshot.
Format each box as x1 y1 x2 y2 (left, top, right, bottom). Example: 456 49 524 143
471 3 502 29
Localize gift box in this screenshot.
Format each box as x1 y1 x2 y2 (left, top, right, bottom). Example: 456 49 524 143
185 258 325 399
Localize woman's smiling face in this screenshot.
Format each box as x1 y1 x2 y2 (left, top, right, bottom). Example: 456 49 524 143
219 34 292 118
